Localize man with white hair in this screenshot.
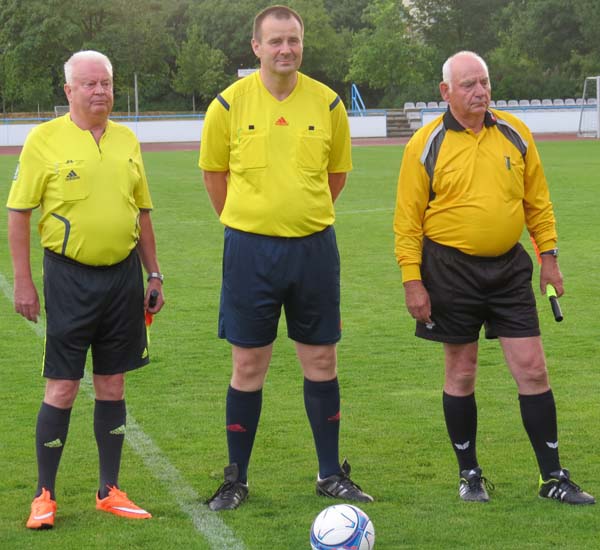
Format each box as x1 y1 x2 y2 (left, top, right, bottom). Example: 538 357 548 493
393 50 594 505
7 50 164 528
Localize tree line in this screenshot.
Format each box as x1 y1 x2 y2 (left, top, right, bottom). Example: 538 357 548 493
0 0 598 114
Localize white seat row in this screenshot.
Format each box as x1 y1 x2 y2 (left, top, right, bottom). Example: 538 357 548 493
404 98 596 111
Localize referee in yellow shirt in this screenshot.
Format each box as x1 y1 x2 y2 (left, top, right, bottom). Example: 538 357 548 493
7 50 164 529
394 50 594 505
199 5 372 511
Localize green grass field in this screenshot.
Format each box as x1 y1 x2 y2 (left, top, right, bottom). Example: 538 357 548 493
1 141 599 549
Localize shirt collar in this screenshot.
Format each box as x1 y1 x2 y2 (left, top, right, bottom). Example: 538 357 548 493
443 107 497 131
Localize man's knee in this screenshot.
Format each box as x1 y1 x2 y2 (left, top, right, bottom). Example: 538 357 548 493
44 379 80 408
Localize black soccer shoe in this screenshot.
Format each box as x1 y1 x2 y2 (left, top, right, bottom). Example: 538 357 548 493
539 469 595 505
316 459 374 503
205 463 249 511
459 467 493 502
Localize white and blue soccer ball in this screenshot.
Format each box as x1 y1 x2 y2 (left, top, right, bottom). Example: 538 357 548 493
310 504 375 550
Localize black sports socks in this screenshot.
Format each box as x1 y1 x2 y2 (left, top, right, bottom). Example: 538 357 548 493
226 386 262 483
443 391 479 473
35 402 72 499
304 377 341 479
94 399 127 499
519 389 561 479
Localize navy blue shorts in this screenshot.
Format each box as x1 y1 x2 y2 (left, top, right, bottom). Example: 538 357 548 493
42 249 149 379
218 226 341 347
417 238 540 344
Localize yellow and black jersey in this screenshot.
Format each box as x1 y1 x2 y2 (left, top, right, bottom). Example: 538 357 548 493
394 108 557 282
199 71 352 237
7 114 152 266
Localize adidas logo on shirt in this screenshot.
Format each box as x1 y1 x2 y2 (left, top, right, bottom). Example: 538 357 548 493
275 116 288 126
65 170 80 181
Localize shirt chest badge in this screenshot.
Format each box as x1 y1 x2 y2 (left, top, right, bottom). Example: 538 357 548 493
275 116 289 126
65 169 81 181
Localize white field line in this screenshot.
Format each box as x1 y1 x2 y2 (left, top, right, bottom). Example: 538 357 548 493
0 271 245 550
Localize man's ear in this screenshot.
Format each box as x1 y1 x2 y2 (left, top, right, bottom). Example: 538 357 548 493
439 81 450 102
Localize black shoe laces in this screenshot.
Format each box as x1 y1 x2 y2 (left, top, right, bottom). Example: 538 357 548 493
559 478 583 494
206 481 242 504
335 473 365 494
468 475 495 493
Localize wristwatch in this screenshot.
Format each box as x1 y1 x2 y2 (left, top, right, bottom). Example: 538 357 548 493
147 272 164 283
540 248 559 257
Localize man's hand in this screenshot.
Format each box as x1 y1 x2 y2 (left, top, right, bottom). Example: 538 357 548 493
14 277 40 322
403 279 432 324
540 255 564 297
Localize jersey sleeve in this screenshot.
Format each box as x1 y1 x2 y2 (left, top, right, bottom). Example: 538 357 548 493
199 96 231 172
327 97 352 174
131 140 153 210
522 135 557 250
393 137 431 282
6 129 47 210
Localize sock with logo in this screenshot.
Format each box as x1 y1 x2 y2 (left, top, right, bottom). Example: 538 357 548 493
443 391 479 473
35 402 72 499
304 377 341 479
519 390 561 479
226 386 262 484
94 399 126 499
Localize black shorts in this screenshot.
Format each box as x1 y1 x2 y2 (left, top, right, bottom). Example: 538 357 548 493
417 238 540 344
42 249 149 379
218 226 341 348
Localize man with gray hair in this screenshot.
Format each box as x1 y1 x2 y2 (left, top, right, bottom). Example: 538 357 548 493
7 50 164 528
393 50 594 505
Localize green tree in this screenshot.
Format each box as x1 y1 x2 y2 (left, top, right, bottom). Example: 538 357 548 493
348 0 435 106
408 0 512 72
188 0 262 75
0 0 80 111
324 0 370 31
489 0 587 99
173 26 228 111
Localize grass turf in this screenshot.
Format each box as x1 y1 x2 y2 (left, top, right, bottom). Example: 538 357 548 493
0 140 599 548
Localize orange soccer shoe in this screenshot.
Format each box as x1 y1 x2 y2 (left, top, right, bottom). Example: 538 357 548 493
96 486 152 519
26 488 57 529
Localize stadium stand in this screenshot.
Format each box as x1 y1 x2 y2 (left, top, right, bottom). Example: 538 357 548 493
542 99 553 106
507 100 519 106
530 99 542 106
519 99 530 106
426 101 438 108
496 100 507 107
564 98 576 105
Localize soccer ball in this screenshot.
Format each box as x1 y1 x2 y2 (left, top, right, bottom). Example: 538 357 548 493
310 504 375 550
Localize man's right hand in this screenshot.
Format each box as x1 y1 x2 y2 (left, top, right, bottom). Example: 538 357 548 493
403 279 432 324
14 277 40 322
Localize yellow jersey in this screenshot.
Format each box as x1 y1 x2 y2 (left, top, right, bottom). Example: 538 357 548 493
199 71 352 237
7 114 152 266
394 109 557 282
